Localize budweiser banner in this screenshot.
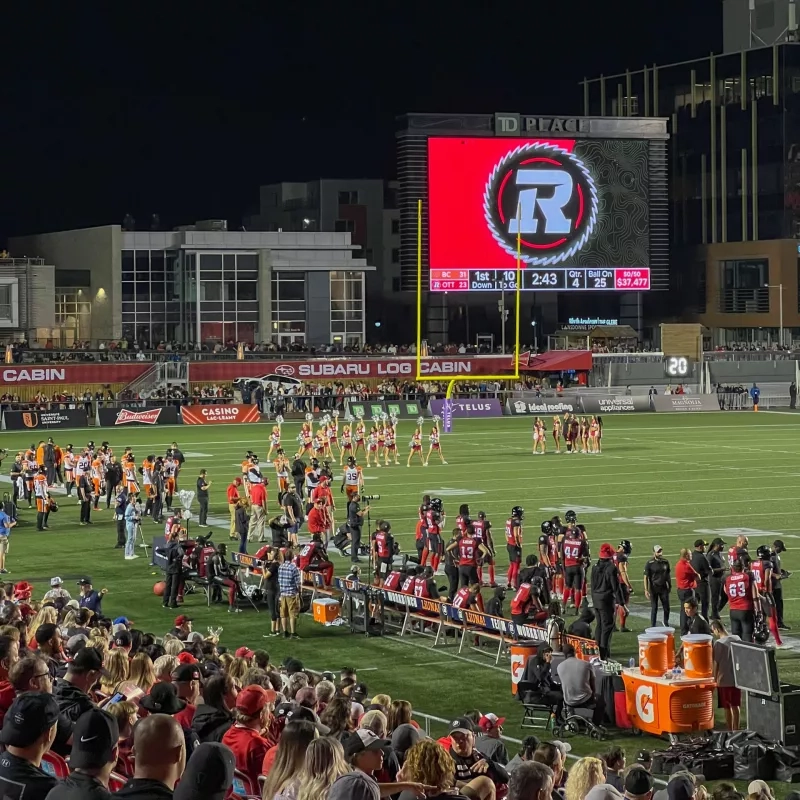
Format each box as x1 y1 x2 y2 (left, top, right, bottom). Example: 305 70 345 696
429 398 504 418
181 404 261 425
652 394 720 413
2 409 89 431
191 356 514 383
0 364 151 387
97 405 181 427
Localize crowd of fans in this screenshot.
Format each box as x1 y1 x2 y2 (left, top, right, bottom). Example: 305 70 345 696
0 570 782 800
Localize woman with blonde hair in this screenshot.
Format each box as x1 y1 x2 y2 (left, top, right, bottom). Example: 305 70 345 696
153 654 178 683
128 652 156 693
163 638 184 657
100 648 129 696
227 657 250 685
261 720 318 799
88 628 109 658
400 739 488 800
295 737 351 800
28 606 58 647
565 757 606 800
371 693 391 713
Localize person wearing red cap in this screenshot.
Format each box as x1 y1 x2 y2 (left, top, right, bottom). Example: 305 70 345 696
171 616 192 641
221 684 277 789
234 647 254 661
227 478 242 540
590 544 625 660
476 713 509 765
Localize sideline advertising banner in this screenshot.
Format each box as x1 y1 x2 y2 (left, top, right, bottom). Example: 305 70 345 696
508 398 581 415
652 395 721 413
181 404 261 425
0 364 151 387
2 409 88 430
580 395 653 414
97 406 181 427
429 398 504 418
384 401 422 420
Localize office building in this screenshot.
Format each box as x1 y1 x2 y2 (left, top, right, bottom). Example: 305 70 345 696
0 257 55 344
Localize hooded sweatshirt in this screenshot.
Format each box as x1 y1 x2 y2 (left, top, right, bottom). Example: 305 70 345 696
568 604 595 639
191 703 234 743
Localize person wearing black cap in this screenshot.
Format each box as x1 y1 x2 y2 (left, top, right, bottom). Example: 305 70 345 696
0 692 60 800
45 708 119 800
448 716 509 792
690 540 711 619
140 682 200 759
172 663 202 729
53 645 105 725
771 540 790 630
707 538 727 620
624 766 654 800
173 742 235 800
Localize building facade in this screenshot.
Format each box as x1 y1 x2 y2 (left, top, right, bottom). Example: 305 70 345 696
581 37 800 346
245 179 402 334
10 224 372 348
0 257 55 344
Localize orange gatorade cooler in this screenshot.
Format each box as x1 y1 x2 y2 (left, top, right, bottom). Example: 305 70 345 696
510 640 541 695
312 598 340 625
638 634 668 677
682 634 713 679
646 627 676 668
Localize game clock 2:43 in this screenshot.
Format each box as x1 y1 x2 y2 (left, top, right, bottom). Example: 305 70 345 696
664 356 693 378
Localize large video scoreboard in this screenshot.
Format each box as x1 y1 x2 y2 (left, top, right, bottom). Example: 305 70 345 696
397 114 669 293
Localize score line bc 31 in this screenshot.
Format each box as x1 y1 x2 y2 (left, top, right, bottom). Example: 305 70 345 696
429 267 651 292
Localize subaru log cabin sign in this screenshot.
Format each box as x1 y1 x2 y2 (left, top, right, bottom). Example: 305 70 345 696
483 141 598 266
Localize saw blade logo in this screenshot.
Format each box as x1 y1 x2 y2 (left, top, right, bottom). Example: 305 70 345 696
483 142 598 266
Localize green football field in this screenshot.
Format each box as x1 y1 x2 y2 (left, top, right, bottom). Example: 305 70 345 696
4 411 800 779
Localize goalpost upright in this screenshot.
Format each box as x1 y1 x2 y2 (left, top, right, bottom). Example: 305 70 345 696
415 198 523 431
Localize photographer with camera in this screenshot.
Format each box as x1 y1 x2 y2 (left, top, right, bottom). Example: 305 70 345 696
124 492 141 560
347 493 369 565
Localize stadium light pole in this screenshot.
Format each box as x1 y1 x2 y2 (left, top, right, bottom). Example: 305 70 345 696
765 283 783 347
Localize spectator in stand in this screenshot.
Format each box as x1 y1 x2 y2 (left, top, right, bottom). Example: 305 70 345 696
448 717 509 797
139 682 199 759
128 653 156 694
294 737 350 800
116 714 186 800
0 693 60 800
565 757 606 800
221 684 277 789
506 736 540 775
173 743 235 800
53 646 104 724
173 663 202 729
191 673 236 743
509 762 555 800
532 742 564 799
0 635 19 683
261 719 318 798
476 713 509 765
0 655 51 726
45 708 120 800
105 701 137 778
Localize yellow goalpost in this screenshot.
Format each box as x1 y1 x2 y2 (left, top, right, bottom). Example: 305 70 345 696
414 198 523 404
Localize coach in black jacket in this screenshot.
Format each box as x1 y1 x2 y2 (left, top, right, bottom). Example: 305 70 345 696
591 544 625 660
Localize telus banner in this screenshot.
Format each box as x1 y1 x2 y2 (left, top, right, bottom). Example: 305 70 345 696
429 398 504 418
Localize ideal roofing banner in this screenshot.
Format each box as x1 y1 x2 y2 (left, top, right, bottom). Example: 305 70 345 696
429 398 504 418
580 395 653 414
651 395 721 413
190 356 514 382
0 364 151 387
508 398 581 415
181 404 261 425
96 406 181 427
2 409 88 430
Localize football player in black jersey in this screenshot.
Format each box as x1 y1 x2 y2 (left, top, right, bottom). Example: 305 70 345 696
505 506 524 589
614 540 633 632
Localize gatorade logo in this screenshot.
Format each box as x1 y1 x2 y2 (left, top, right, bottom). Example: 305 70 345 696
635 685 655 725
511 654 525 685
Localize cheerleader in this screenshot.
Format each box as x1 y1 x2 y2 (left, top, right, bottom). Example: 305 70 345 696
580 417 590 454
354 418 366 458
384 419 399 465
533 417 547 455
313 428 326 459
327 413 340 455
366 425 381 468
588 416 600 454
596 415 604 453
407 426 424 467
425 422 447 466
295 422 313 459
273 449 290 493
377 421 386 459
266 424 281 460
340 425 353 465
552 416 562 454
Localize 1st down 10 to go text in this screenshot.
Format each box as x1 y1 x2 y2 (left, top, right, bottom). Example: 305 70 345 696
429 268 650 292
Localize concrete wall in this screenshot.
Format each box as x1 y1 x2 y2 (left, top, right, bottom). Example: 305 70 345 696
305 271 331 345
11 225 121 342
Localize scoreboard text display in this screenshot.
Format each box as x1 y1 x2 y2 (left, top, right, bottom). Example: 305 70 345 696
428 136 651 292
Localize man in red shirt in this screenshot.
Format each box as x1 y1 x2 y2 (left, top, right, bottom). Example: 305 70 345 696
221 684 277 790
227 478 242 539
675 549 699 635
248 481 267 542
307 499 330 544
172 662 201 729
725 561 757 642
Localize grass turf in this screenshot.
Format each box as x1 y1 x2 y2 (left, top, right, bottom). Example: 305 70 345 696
4 411 800 785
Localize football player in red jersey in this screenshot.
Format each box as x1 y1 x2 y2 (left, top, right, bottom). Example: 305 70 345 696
421 498 445 572
751 545 783 646
416 495 431 564
400 567 417 594
297 532 334 586
456 504 471 535
383 568 403 590
472 511 496 587
562 521 589 614
447 525 490 589
725 560 757 642
505 506 524 590
452 582 483 612
413 566 439 599
371 520 395 582
614 540 633 632
728 535 751 568
509 577 547 626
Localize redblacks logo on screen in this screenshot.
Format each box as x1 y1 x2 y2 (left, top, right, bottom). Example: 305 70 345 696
483 141 598 266
115 408 162 425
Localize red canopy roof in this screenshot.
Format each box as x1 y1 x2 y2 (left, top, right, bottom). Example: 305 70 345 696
519 350 592 372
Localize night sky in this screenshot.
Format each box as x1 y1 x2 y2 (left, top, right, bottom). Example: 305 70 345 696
2 2 721 243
